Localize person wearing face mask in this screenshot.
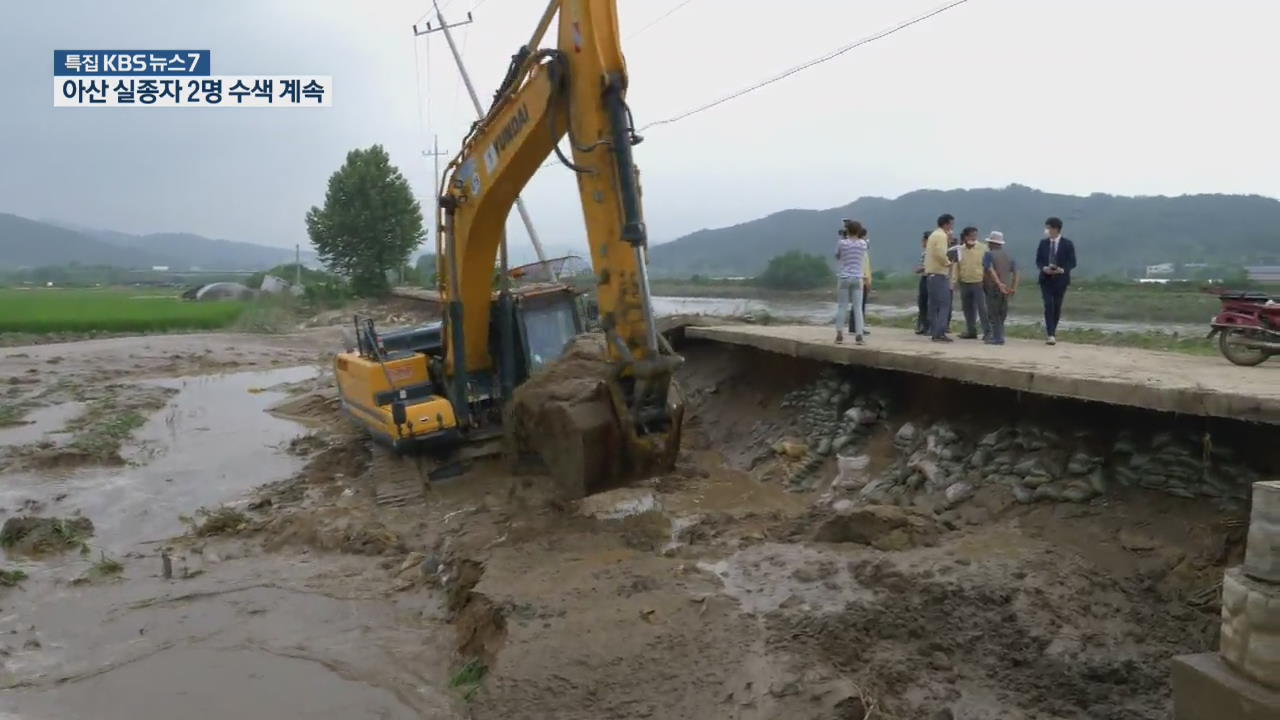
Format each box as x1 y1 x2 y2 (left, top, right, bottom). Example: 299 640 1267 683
955 226 990 340
1034 216 1077 345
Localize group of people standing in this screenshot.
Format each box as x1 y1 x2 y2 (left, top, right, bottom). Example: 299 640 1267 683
835 214 1078 346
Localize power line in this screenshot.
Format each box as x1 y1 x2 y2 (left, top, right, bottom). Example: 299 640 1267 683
530 0 971 172
640 0 972 131
627 0 699 40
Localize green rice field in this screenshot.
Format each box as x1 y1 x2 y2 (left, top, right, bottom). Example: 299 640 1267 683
0 287 248 334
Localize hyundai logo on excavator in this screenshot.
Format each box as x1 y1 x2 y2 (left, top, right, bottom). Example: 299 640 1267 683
485 103 530 174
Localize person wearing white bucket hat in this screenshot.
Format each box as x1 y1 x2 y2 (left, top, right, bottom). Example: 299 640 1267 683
982 231 1019 345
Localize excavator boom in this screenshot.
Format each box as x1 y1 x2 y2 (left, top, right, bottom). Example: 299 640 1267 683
435 0 682 495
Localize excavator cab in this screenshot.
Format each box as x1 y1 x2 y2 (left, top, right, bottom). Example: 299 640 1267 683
334 283 585 452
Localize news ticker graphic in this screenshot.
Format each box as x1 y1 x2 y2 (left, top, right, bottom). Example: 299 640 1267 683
53 50 331 108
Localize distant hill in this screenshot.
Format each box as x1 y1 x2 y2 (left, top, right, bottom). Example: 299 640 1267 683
0 214 313 271
0 214 167 268
648 185 1280 278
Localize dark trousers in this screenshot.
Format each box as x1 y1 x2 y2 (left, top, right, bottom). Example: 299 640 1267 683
1040 279 1068 336
959 281 989 338
926 274 952 339
915 275 928 332
985 286 1008 343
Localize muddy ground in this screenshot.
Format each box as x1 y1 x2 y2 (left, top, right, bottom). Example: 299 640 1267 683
0 323 1252 719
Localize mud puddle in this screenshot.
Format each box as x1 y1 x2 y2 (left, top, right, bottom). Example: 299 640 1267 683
0 557 453 719
0 366 315 553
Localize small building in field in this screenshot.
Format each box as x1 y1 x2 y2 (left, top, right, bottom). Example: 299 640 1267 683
1245 266 1280 283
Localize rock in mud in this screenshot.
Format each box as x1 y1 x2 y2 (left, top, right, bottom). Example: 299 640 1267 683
912 460 946 490
1013 458 1045 477
833 696 869 719
1033 483 1063 503
1022 473 1053 489
1061 481 1098 504
1072 452 1103 475
812 505 940 551
776 439 809 460
844 406 878 426
943 481 974 508
1012 485 1035 505
894 422 918 448
0 515 94 554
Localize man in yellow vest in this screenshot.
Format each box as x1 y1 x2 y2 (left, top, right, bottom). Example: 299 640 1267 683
955 226 990 340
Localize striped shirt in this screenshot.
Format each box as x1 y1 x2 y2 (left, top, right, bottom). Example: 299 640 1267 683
835 238 868 279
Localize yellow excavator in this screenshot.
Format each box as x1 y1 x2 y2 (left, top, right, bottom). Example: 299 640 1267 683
334 0 683 496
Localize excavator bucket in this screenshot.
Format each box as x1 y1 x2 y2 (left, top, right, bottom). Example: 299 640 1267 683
507 335 683 499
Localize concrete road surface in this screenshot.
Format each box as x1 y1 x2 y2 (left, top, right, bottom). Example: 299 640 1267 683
685 325 1280 425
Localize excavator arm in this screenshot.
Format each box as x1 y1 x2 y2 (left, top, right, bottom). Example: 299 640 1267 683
437 0 682 493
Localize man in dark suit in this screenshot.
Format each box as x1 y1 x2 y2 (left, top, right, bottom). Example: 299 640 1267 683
1035 216 1077 345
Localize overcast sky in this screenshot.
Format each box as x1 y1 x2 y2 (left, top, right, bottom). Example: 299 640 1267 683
2 0 1277 257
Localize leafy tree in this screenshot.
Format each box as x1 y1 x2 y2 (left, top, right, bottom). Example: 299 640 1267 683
756 251 833 290
305 145 423 297
415 253 438 287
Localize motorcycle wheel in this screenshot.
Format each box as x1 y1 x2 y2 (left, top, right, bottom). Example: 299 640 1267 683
1219 329 1269 366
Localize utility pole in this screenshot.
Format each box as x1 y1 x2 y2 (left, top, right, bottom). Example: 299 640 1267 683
422 135 449 287
414 3 549 267
421 134 449 241
294 244 301 287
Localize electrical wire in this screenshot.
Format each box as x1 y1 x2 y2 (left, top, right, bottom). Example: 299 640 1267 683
530 0 972 171
639 0 972 131
626 0 698 40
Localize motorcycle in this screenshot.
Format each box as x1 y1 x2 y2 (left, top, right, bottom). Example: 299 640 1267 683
1207 291 1280 366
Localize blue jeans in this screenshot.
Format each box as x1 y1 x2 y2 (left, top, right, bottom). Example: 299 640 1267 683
836 277 864 336
926 273 951 338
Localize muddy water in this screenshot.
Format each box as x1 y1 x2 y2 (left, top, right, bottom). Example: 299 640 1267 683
0 364 457 719
0 559 445 719
0 366 315 553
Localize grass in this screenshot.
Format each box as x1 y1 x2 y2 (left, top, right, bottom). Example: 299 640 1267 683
91 552 123 577
0 287 247 334
0 568 28 587
181 506 251 536
869 312 1217 356
69 408 147 460
0 516 94 554
60 386 174 461
449 658 488 702
0 403 30 427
